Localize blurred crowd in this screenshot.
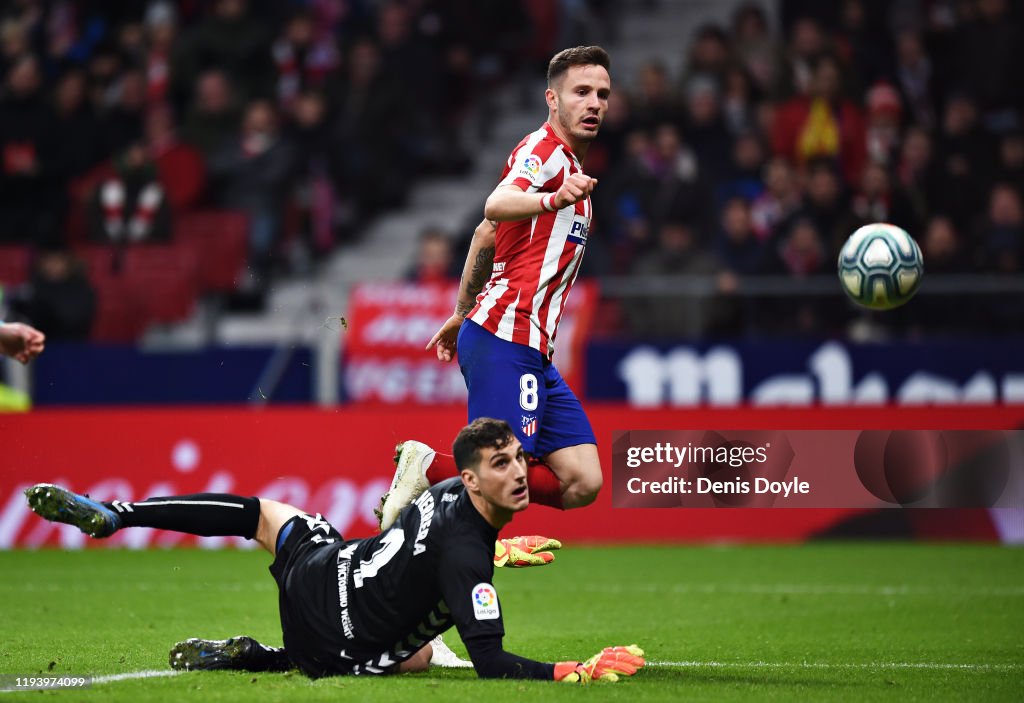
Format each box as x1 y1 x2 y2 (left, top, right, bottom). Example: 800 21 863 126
589 0 1023 338
0 0 591 338
601 0 1024 338
2 0 1022 342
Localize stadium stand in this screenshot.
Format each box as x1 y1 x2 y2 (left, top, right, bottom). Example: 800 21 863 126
0 0 1022 345
174 211 249 293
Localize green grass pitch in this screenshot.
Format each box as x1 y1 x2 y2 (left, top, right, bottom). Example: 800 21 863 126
1 544 1021 701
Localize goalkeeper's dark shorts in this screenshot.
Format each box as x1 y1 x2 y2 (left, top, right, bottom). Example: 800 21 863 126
268 513 367 678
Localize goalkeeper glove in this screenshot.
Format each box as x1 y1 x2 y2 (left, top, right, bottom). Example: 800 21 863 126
493 535 562 567
554 645 646 684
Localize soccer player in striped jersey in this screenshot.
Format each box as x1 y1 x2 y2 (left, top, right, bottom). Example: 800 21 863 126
378 47 612 545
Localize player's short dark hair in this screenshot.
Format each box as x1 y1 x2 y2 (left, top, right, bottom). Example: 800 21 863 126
547 45 611 85
452 418 515 472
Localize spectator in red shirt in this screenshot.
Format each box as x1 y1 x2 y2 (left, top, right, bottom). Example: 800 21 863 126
145 104 206 214
772 55 866 185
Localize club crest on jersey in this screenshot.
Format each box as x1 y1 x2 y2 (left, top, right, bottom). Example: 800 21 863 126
567 217 589 246
472 582 500 620
521 415 538 437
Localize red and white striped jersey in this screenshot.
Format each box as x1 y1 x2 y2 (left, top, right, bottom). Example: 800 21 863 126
469 122 591 358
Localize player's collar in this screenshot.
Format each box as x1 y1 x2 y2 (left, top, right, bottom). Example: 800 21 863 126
458 489 502 536
542 122 579 162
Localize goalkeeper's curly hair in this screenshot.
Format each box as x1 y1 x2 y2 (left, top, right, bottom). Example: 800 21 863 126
452 418 515 472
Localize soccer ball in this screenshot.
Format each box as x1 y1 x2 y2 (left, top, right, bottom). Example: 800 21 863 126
837 223 923 310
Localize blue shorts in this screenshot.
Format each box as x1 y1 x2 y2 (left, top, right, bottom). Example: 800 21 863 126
457 320 595 457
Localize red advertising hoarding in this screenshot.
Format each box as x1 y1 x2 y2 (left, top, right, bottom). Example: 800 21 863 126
342 281 595 403
2 405 1021 548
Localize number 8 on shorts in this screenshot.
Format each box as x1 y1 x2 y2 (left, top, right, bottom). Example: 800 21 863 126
519 374 539 411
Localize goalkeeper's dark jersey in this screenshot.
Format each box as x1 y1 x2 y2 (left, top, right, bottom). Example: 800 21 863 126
270 477 555 680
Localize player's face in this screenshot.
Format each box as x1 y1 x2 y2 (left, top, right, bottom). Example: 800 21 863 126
474 438 530 514
549 64 611 144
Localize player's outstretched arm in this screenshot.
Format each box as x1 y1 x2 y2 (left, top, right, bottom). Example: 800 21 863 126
441 545 644 682
427 218 496 362
0 321 45 364
483 174 597 222
554 645 646 684
462 636 645 683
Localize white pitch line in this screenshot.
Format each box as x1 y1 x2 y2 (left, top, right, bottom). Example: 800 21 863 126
649 661 1022 671
577 583 1024 597
4 662 1016 692
91 670 182 684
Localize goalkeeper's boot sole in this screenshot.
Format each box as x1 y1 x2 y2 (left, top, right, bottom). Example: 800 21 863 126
24 484 122 538
372 443 405 526
376 440 435 531
169 637 256 671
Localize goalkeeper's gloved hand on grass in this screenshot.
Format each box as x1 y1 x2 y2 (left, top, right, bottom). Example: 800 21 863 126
493 535 562 567
554 645 646 683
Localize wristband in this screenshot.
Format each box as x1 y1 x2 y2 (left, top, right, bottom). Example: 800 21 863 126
541 193 558 212
553 661 582 682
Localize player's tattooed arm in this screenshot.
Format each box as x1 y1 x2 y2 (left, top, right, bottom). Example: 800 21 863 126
459 245 495 317
428 219 496 361
454 219 497 318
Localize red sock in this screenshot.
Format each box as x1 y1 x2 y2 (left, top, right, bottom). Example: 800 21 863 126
425 452 564 508
527 460 564 509
425 451 459 485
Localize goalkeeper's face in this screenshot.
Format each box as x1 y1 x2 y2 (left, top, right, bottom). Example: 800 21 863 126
471 438 530 515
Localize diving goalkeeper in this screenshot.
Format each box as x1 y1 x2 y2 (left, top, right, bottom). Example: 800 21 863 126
24 417 644 683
